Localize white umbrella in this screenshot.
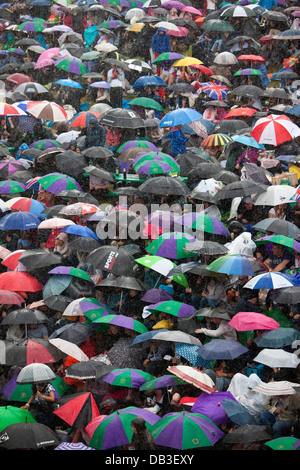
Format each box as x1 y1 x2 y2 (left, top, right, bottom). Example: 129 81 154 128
38 218 75 230
253 349 300 368
254 185 296 206
155 21 180 32
16 363 56 384
95 43 118 52
56 130 80 145
26 101 68 122
252 381 299 396
193 178 224 196
243 272 297 290
48 338 89 362
168 365 217 394
214 51 238 65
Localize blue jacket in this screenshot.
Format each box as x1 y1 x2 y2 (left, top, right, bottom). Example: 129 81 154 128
165 129 188 157
151 31 170 55
258 0 277 8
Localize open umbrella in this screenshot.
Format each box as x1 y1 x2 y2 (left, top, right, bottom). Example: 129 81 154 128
174 212 230 236
251 114 300 146
253 185 296 206
54 392 101 428
198 339 248 360
138 176 189 196
86 246 134 276
151 411 224 449
168 365 217 393
135 255 188 287
206 254 268 276
102 368 154 388
55 57 87 75
0 272 43 292
131 329 201 347
92 314 148 334
147 300 195 318
0 422 59 449
243 272 298 290
221 424 272 444
99 108 144 129
37 173 83 194
146 232 197 259
228 312 280 331
159 108 203 128
0 339 64 366
254 327 300 348
139 374 187 391
214 180 267 201
26 101 67 122
253 218 300 238
0 212 42 231
252 349 300 368
0 405 36 432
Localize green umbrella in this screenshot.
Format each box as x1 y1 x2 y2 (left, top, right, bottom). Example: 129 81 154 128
0 405 37 432
255 234 300 253
102 368 154 388
153 52 185 65
16 21 45 32
116 140 157 153
147 300 196 318
48 266 93 283
146 232 198 259
128 97 164 112
135 255 188 287
201 19 235 32
234 69 262 76
1 374 70 403
92 313 149 334
30 139 62 150
80 51 102 61
139 374 187 391
0 180 25 194
132 151 180 175
55 57 88 76
265 437 299 450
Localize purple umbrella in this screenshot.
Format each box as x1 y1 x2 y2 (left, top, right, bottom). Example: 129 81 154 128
191 391 239 425
55 442 95 450
174 212 230 236
162 1 185 9
147 210 179 231
148 300 196 317
141 288 173 303
119 140 158 153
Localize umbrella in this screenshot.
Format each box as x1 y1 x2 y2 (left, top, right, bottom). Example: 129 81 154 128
145 232 197 259
0 405 36 432
201 19 235 32
102 368 154 388
251 114 300 146
132 154 180 175
221 5 256 17
198 339 248 360
59 224 98 240
135 255 188 287
55 442 95 450
201 82 228 101
1 307 48 331
184 240 228 256
190 391 238 425
44 295 73 312
220 399 258 427
99 108 144 129
69 111 101 128
0 180 26 194
168 365 217 393
5 197 46 217
0 290 24 306
265 437 299 451
243 272 298 290
201 133 233 148
14 83 49 96
253 185 296 206
26 101 67 122
36 173 83 194
0 339 64 366
214 180 267 201
153 52 184 65
92 314 148 334
228 312 280 332
18 249 62 272
151 411 224 449
141 288 173 303
38 218 75 230
270 287 300 305
221 424 272 444
29 140 62 150
2 373 69 401
87 407 160 450
138 176 189 196
174 212 230 236
96 276 147 292
55 57 87 75
0 160 25 178
128 97 164 112
131 329 201 347
159 108 203 128
139 374 187 391
147 300 195 318
86 246 134 275
0 422 59 449
174 343 211 369
58 203 99 218
146 210 179 232
206 254 268 276
54 392 101 429
116 140 158 154
253 349 300 368
133 75 167 89
16 362 56 384
256 234 300 253
48 338 89 362
0 272 43 292
55 78 83 89
65 360 114 380
0 211 41 231
254 328 300 348
252 380 300 396
48 266 93 283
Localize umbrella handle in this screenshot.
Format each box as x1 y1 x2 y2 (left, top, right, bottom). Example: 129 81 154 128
153 274 162 289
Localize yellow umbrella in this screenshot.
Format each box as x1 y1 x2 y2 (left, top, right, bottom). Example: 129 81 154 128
152 319 174 330
127 23 154 32
173 57 203 67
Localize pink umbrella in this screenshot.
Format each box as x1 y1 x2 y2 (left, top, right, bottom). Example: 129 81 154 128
228 312 280 332
182 6 203 15
34 59 54 70
166 26 188 37
37 47 60 63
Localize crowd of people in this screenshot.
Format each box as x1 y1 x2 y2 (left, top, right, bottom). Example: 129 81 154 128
0 0 299 453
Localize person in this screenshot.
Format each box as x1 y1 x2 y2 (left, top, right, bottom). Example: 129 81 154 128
85 118 106 148
27 322 49 340
165 124 189 157
198 278 227 309
21 382 56 429
258 392 300 438
264 243 295 272
130 417 156 450
143 339 172 375
107 63 125 109
151 27 170 74
195 316 237 341
236 197 264 233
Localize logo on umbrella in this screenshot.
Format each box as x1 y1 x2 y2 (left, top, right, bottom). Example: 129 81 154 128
104 252 119 270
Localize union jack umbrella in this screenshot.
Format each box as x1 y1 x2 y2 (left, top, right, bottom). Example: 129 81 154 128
201 82 229 101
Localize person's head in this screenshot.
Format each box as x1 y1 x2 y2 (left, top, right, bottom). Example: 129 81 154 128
131 417 147 433
243 196 254 210
272 243 284 257
158 27 166 35
89 117 98 128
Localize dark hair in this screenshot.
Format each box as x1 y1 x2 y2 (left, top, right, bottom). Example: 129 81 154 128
131 417 147 432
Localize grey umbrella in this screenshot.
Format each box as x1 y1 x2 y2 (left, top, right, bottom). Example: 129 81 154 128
243 163 272 186
214 180 268 200
253 218 300 237
184 240 229 255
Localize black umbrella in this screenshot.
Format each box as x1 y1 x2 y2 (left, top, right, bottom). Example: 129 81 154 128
169 82 195 93
86 246 135 275
103 58 130 70
169 263 229 278
221 425 272 444
50 322 93 345
0 422 60 450
19 249 62 272
270 286 300 305
96 275 147 291
263 87 289 100
1 308 48 326
190 191 217 203
184 240 229 255
43 295 73 312
253 218 300 237
243 163 272 186
273 71 299 80
55 150 87 177
261 10 288 22
195 307 232 321
54 392 101 429
42 204 66 217
84 165 115 183
230 85 264 98
175 151 208 176
214 180 268 200
172 18 198 28
22 148 42 160
116 186 143 196
68 236 101 252
0 338 64 366
212 119 249 134
138 176 190 196
82 146 114 159
99 108 144 129
187 163 239 184
0 161 27 179
203 100 229 108
65 360 114 380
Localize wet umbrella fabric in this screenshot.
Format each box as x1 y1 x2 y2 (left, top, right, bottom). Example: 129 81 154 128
54 392 101 429
0 422 60 449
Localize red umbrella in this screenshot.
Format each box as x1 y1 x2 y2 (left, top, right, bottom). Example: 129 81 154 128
0 290 25 306
189 64 213 75
53 392 101 428
237 55 266 62
225 107 258 118
1 250 26 271
6 73 33 87
251 114 300 146
0 272 43 292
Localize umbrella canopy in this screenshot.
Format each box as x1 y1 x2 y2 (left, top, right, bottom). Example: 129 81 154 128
206 254 268 276
92 314 148 334
167 365 217 393
16 362 56 384
228 312 280 332
2 373 69 401
251 114 300 146
253 218 300 238
214 180 267 201
131 329 201 347
99 108 144 129
220 399 258 427
0 422 59 449
139 374 187 391
146 232 197 259
243 272 298 290
159 108 203 127
102 368 154 388
0 212 41 231
0 290 24 306
26 101 67 122
139 176 189 196
151 411 224 450
135 255 187 287
221 424 272 444
174 212 230 236
18 249 62 272
0 272 43 292
54 392 101 428
65 360 114 380
198 339 248 360
252 380 300 396
253 349 300 368
86 246 134 276
254 328 300 348
254 185 296 206
265 437 299 451
147 300 196 318
55 57 87 75
36 173 83 194
0 338 64 366
0 405 36 432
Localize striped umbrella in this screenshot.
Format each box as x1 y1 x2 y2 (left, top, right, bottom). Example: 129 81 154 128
234 68 262 77
174 212 230 236
37 173 83 194
16 21 46 32
210 75 232 86
244 272 298 290
0 160 25 177
135 255 188 287
168 365 217 393
221 5 256 17
99 20 125 28
206 254 268 276
116 140 158 153
251 114 300 146
139 374 187 391
145 232 197 259
92 314 148 334
69 111 101 128
252 380 300 396
54 57 88 75
201 82 228 101
29 140 62 150
255 234 300 253
147 300 196 318
102 368 154 388
0 103 26 116
0 180 26 194
151 411 224 450
1 374 69 402
132 154 180 175
201 133 233 147
26 101 68 122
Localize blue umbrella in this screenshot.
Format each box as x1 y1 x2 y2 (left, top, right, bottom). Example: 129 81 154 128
55 79 83 89
220 399 258 427
231 134 265 149
159 108 203 128
197 339 248 360
0 211 42 231
59 225 98 240
133 76 167 89
253 327 300 348
287 105 300 117
174 343 212 369
43 274 72 299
